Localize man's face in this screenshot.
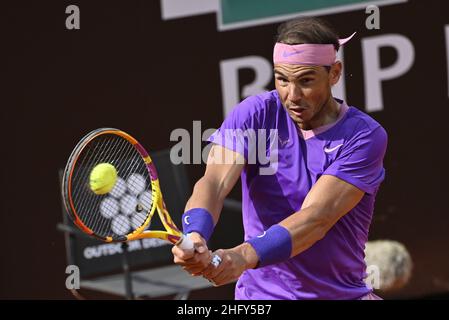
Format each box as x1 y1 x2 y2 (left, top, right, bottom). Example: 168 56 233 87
274 63 341 128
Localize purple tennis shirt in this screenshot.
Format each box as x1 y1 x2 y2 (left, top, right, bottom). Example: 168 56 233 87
208 90 387 300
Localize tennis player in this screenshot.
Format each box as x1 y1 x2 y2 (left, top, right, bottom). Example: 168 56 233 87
172 17 387 300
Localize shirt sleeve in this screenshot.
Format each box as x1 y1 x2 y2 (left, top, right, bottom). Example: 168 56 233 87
207 95 264 162
323 126 388 194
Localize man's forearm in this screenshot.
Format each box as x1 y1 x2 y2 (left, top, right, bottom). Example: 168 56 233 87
279 205 338 257
279 175 364 257
185 176 225 225
183 145 245 237
241 206 329 268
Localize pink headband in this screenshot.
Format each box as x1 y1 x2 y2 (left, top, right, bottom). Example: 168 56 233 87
273 32 356 66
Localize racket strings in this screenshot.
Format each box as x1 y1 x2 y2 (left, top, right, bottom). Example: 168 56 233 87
86 140 127 233
70 140 100 206
86 137 135 234
70 134 155 238
87 139 147 236
75 137 116 224
72 136 114 211
98 138 150 236
72 135 121 235
102 150 147 235
110 154 153 236
115 141 151 233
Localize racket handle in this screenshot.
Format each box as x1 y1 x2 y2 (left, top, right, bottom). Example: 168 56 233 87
177 233 222 268
177 233 194 251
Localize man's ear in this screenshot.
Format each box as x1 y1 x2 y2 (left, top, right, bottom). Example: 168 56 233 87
329 61 342 86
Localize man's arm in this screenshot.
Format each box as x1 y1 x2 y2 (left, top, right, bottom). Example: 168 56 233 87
202 174 364 285
280 174 364 256
172 145 244 273
185 144 245 224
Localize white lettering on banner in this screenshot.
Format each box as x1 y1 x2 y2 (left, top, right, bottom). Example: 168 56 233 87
84 243 122 259
220 56 272 117
160 0 407 32
445 25 449 98
219 34 426 116
362 34 414 112
141 238 170 249
83 239 169 259
160 0 218 20
128 240 142 252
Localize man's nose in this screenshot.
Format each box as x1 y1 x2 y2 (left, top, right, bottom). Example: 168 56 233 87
288 83 303 103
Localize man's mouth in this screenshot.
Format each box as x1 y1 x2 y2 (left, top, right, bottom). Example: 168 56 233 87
288 106 307 116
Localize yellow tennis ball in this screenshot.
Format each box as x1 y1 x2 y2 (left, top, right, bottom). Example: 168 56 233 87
89 163 118 195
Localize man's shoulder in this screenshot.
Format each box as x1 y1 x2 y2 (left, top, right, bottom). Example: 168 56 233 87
237 90 279 112
227 90 280 126
344 105 387 137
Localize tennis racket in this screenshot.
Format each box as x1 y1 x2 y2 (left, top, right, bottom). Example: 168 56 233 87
61 128 221 266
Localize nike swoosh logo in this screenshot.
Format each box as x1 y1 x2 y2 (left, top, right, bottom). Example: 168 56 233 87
324 144 343 153
183 216 190 225
257 231 267 238
282 50 305 58
279 138 290 146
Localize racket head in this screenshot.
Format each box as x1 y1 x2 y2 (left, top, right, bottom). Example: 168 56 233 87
62 128 181 243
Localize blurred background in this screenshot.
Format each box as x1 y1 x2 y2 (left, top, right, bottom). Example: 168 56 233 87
2 0 449 299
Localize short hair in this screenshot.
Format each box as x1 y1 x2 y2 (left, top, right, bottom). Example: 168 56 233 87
276 17 340 51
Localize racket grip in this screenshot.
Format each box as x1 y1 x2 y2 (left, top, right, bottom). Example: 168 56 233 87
177 233 222 268
177 233 194 251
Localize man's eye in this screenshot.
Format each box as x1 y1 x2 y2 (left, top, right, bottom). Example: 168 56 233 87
300 78 314 85
276 77 288 83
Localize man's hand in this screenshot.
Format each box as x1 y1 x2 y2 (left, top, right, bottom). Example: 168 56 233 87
172 232 211 275
201 243 259 286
